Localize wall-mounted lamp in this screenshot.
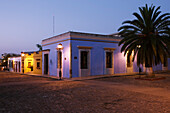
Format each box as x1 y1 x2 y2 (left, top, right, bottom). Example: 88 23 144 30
21 53 25 57
137 45 141 48
57 43 63 49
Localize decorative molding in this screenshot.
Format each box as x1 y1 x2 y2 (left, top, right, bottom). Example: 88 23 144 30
104 48 116 50
42 49 50 52
42 38 118 47
77 46 93 49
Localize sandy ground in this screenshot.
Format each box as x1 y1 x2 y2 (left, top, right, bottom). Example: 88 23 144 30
0 72 170 113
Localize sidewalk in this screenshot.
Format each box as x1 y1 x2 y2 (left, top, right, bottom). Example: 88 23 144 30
21 72 141 81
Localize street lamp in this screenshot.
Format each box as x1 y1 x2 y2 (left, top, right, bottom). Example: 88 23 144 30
137 45 141 48
21 53 25 57
57 43 63 49
57 43 63 80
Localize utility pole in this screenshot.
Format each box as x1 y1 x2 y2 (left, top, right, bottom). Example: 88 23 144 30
53 16 55 36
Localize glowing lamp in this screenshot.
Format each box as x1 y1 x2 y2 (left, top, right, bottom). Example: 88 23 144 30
57 43 63 49
137 45 141 48
21 53 25 57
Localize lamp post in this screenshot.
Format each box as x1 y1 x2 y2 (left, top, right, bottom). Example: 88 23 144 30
57 43 63 80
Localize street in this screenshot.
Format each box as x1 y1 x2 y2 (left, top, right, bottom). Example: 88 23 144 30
0 72 170 113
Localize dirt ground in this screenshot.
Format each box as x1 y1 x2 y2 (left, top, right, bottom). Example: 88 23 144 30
0 72 170 113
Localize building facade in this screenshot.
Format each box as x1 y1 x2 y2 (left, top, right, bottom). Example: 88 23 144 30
8 56 21 73
21 51 42 74
41 31 170 78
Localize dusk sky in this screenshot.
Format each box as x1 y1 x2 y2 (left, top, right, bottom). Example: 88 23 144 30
0 0 170 56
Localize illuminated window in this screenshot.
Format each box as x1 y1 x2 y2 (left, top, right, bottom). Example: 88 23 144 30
106 52 112 68
81 51 88 69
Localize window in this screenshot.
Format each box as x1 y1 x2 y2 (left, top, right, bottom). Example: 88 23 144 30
106 52 112 68
81 51 88 69
28 62 31 68
37 62 40 69
57 51 62 68
127 54 131 67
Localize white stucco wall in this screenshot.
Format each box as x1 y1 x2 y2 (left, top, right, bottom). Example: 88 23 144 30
8 57 21 73
42 40 70 78
71 38 126 77
114 45 127 74
42 31 170 78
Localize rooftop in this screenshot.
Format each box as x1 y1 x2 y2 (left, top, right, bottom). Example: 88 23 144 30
42 31 122 45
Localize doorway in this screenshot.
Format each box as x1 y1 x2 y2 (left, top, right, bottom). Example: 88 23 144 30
105 51 114 74
79 50 90 77
44 54 49 75
15 62 17 72
126 53 133 73
19 61 20 72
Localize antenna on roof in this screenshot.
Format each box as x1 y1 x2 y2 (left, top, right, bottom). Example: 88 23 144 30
53 16 55 36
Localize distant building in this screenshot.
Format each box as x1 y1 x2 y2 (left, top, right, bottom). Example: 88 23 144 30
21 51 42 74
0 58 2 71
0 58 2 65
8 56 21 73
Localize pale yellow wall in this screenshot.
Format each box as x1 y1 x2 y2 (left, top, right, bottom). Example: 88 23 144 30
21 51 42 74
33 52 42 74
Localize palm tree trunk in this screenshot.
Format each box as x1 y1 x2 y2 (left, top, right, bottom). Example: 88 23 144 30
145 67 155 77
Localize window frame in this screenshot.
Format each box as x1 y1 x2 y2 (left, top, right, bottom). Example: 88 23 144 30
37 62 40 69
106 51 113 68
80 51 89 69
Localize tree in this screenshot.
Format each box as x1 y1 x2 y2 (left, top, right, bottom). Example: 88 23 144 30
118 4 170 76
36 44 42 51
0 53 20 69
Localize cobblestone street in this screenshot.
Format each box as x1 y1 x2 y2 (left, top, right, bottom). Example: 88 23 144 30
0 72 170 113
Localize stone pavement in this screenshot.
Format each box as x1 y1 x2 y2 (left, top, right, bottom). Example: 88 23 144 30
0 71 170 112
23 72 170 99
82 80 170 100
22 72 140 81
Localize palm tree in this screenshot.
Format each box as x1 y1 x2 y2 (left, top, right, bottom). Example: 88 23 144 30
36 44 42 51
118 4 170 76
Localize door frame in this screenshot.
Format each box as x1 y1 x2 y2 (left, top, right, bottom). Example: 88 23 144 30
56 50 63 77
44 53 49 75
104 50 114 75
78 47 91 77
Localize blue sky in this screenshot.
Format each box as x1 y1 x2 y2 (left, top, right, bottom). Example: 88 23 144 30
0 0 169 55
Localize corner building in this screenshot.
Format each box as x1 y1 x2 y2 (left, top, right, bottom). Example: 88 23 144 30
42 31 148 78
